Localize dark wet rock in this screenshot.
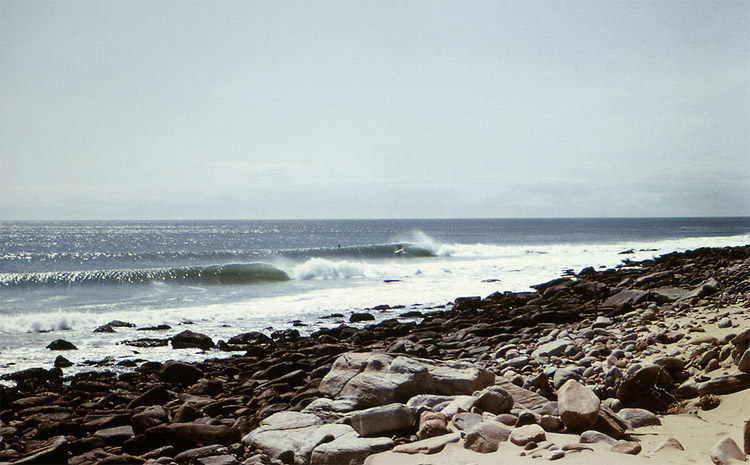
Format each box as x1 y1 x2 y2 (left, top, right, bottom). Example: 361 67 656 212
172 330 215 350
271 329 300 342
227 331 272 345
123 337 170 348
131 405 169 435
173 444 228 463
159 360 204 385
53 355 73 368
144 423 241 451
93 425 134 446
107 320 136 328
94 324 117 333
127 385 170 409
349 312 375 323
602 290 649 309
616 364 674 411
137 324 172 331
13 435 68 465
45 339 77 350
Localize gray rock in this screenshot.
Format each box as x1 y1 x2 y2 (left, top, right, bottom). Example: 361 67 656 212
349 403 415 437
509 424 546 446
310 432 393 465
698 374 750 396
242 412 354 465
174 445 228 463
450 412 483 432
718 318 733 329
475 388 513 415
532 340 571 359
132 405 169 435
392 432 460 454
611 440 642 455
579 430 617 446
602 289 649 308
737 349 750 373
618 408 661 428
318 353 494 409
557 379 600 431
710 437 746 465
197 456 238 465
463 421 512 453
552 367 583 389
93 425 134 446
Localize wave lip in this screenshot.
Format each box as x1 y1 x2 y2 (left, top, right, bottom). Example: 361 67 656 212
0 263 290 288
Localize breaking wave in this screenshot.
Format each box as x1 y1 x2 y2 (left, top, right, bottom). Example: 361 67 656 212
0 263 290 288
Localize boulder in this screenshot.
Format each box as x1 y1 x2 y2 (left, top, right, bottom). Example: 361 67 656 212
227 331 272 345
242 412 353 465
579 430 617 445
145 423 240 451
392 432 460 454
310 432 392 465
417 411 448 440
46 339 77 351
602 290 649 308
611 440 642 455
93 425 134 446
557 379 600 431
318 353 494 409
463 421 511 453
127 385 170 409
13 436 68 464
54 355 74 368
698 374 750 396
171 330 215 350
736 349 750 373
509 424 546 446
618 408 661 428
349 403 415 437
475 387 513 415
710 437 746 465
616 364 673 411
593 405 629 439
131 405 169 435
159 361 204 385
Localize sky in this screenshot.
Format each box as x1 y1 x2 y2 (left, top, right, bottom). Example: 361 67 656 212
1 0 748 220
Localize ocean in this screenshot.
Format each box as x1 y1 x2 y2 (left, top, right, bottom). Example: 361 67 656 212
1 217 749 376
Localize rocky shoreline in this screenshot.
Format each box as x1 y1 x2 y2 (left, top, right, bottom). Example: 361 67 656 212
1 245 749 465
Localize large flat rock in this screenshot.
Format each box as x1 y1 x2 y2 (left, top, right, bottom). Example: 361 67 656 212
318 352 494 409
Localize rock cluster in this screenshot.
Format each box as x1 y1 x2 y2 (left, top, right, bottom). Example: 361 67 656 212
0 245 749 464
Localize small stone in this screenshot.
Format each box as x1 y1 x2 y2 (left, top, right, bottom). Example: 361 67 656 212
654 437 685 453
611 440 642 455
579 430 617 445
717 318 732 329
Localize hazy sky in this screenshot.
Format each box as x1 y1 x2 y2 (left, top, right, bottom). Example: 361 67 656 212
1 1 748 220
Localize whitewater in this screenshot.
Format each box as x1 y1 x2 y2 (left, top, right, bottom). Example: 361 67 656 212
1 218 748 376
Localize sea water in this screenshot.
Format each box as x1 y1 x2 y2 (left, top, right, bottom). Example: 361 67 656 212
1 218 748 375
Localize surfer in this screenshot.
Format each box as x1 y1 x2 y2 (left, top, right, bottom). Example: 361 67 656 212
394 244 405 256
